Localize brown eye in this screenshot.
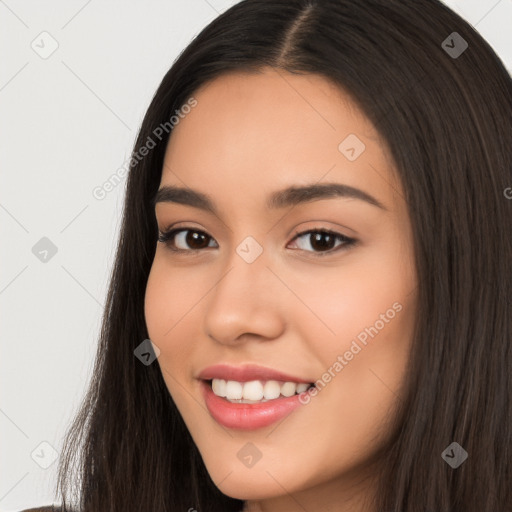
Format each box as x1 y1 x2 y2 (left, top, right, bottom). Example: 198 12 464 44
288 229 357 255
158 228 217 252
309 232 336 251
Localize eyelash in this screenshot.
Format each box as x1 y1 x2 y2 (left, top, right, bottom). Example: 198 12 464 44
157 226 357 257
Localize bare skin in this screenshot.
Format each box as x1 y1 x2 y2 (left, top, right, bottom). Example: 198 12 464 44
144 67 417 512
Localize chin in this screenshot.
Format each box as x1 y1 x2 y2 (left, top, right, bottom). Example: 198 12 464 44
213 475 285 501
201 452 315 501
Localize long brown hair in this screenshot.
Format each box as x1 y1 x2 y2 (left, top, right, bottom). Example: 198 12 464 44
56 1 512 510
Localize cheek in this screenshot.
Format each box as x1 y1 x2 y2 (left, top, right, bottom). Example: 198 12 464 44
280 268 415 487
144 258 202 388
288 246 416 423
289 249 415 356
144 257 200 341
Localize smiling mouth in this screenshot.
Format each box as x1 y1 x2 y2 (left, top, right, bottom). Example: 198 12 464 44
205 378 316 403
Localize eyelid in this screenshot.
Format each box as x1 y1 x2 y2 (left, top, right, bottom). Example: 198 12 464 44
157 224 357 256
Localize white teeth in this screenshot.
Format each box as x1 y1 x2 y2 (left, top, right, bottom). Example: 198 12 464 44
263 380 281 400
211 378 227 397
296 383 310 393
242 380 264 400
280 382 297 397
211 378 312 401
225 380 243 399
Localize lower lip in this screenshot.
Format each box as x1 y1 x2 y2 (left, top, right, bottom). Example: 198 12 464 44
200 380 311 430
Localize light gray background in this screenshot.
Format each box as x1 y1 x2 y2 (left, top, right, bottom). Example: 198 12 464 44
1 1 511 510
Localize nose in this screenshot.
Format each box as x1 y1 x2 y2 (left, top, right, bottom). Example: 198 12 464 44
203 244 286 346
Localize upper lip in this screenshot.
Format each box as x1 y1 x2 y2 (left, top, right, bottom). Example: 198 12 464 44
197 363 313 383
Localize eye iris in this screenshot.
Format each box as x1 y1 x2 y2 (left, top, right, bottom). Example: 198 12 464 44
310 232 335 251
186 230 210 249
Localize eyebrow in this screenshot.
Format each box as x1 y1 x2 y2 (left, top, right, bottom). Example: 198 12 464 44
152 182 387 213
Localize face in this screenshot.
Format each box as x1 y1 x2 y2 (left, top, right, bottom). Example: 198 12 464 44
144 67 417 511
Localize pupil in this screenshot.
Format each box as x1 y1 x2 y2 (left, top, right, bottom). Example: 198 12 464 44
187 231 209 249
311 232 334 251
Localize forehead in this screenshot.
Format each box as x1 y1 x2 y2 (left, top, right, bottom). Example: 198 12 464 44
169 67 377 145
160 67 400 213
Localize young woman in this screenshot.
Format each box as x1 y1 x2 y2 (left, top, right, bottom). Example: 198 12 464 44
26 0 512 510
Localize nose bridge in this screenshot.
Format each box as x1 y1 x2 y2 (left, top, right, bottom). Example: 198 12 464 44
217 233 273 304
